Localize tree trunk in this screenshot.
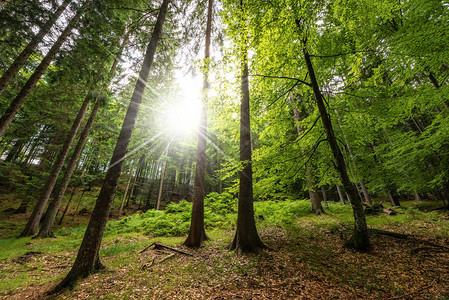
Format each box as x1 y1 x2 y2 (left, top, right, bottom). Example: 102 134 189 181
299 34 369 250
184 0 213 248
321 185 328 202
53 0 170 290
0 0 91 138
20 96 91 237
0 0 72 96
229 1 265 254
58 187 77 225
156 144 169 210
36 101 100 238
118 170 133 218
336 185 345 204
335 110 372 206
388 190 401 207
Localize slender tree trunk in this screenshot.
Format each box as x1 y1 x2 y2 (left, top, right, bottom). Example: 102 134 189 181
335 110 372 206
184 0 213 248
58 187 77 225
321 185 328 202
20 96 91 237
37 101 100 238
229 1 265 254
118 170 133 218
0 0 72 96
299 34 369 250
52 0 170 290
156 144 169 210
336 185 345 204
0 0 91 138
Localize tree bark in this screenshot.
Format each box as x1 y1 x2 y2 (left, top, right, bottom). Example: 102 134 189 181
0 0 72 96
0 0 91 138
36 101 101 238
299 36 369 250
53 0 170 290
184 0 213 248
229 1 265 253
20 96 91 237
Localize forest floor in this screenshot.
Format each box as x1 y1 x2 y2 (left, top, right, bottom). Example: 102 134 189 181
0 196 449 299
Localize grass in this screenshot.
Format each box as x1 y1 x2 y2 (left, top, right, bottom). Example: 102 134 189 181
0 194 448 299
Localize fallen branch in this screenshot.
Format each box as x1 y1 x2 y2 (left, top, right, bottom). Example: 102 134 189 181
159 253 175 263
140 242 193 256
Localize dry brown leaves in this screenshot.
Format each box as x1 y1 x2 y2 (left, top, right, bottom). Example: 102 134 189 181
1 224 448 299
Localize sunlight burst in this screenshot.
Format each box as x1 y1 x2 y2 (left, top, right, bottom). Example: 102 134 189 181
165 74 202 136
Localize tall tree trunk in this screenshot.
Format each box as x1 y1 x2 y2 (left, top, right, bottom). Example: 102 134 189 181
0 0 72 96
298 30 369 250
20 96 91 237
58 187 77 225
336 185 345 204
184 0 213 248
118 169 133 218
0 0 91 138
36 101 100 238
53 0 170 290
229 0 265 254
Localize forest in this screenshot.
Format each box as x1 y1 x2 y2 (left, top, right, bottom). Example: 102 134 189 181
0 0 448 298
